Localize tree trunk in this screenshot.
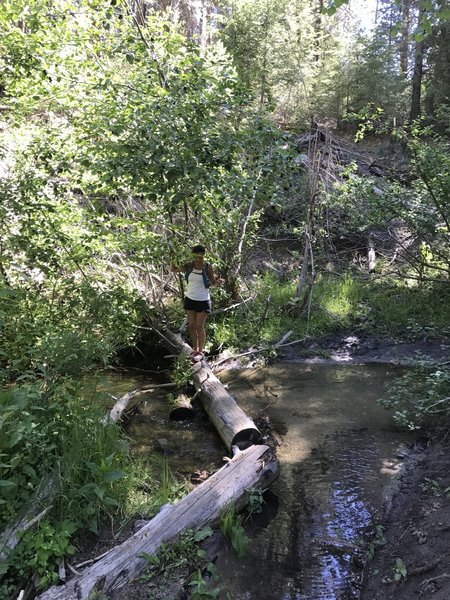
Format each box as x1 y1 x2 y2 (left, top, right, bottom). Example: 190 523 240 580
107 383 177 423
37 445 279 600
409 38 424 121
368 233 377 273
409 1 425 122
161 328 263 451
399 0 412 75
0 475 56 564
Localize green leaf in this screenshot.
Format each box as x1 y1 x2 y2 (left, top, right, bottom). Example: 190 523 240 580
103 496 120 507
0 480 17 489
194 526 213 542
103 470 125 483
8 430 23 448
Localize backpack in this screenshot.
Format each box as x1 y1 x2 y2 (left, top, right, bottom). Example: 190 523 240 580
184 262 211 288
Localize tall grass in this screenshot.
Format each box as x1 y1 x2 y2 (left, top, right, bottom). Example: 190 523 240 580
207 272 450 351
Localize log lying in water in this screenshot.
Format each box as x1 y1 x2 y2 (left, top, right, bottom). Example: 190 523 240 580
161 328 263 452
107 382 177 423
37 444 279 600
169 393 197 420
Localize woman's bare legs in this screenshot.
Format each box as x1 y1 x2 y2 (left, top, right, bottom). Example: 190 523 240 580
186 310 198 351
195 311 208 354
186 310 208 353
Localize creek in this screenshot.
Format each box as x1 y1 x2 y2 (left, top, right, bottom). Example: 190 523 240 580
94 362 414 599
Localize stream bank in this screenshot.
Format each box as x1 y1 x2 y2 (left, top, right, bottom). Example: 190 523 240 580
360 434 450 600
75 336 449 600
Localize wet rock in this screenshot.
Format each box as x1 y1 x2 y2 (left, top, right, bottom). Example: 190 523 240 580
155 437 175 455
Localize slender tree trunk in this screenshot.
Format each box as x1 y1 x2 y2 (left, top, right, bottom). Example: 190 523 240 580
200 0 209 51
399 0 412 75
409 38 424 121
312 0 323 63
409 0 425 121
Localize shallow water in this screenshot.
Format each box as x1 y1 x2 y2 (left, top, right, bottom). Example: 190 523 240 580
88 370 226 476
215 363 412 600
92 363 411 599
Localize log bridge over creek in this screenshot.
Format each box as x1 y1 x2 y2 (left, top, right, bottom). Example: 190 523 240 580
37 329 280 600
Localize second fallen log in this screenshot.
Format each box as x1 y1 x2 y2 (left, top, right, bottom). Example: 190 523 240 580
37 444 280 600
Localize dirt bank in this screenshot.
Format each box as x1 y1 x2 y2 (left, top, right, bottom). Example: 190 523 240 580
360 436 450 599
278 332 450 365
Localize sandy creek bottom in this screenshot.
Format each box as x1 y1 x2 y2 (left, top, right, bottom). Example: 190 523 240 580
96 363 414 600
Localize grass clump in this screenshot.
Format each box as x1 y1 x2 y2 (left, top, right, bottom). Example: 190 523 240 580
205 271 450 353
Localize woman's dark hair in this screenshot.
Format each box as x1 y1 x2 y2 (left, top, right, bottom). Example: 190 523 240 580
191 244 206 254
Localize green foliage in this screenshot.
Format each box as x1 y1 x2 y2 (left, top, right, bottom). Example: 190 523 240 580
172 354 195 390
381 361 450 430
119 456 188 522
141 527 213 575
189 563 221 600
245 487 265 517
202 267 449 355
343 38 409 124
0 165 142 379
420 477 450 497
0 378 191 593
14 519 76 589
327 128 450 281
0 385 46 520
220 505 250 557
364 524 386 561
393 558 407 581
220 0 354 126
0 378 128 591
0 379 129 528
140 527 221 598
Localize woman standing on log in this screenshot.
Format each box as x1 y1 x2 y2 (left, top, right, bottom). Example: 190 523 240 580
170 244 218 362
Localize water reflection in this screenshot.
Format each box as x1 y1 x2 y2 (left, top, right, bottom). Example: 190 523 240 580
216 364 411 600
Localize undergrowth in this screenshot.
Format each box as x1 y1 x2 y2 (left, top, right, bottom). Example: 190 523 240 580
381 357 450 430
0 380 188 597
203 272 450 353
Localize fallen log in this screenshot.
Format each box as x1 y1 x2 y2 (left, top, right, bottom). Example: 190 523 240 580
0 475 56 565
107 382 177 423
161 328 263 452
37 444 279 600
169 393 197 421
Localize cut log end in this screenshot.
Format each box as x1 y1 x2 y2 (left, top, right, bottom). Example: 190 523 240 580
169 393 196 421
231 428 264 450
169 407 196 421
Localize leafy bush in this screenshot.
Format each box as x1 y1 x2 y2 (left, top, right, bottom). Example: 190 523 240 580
13 519 77 590
381 362 450 430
